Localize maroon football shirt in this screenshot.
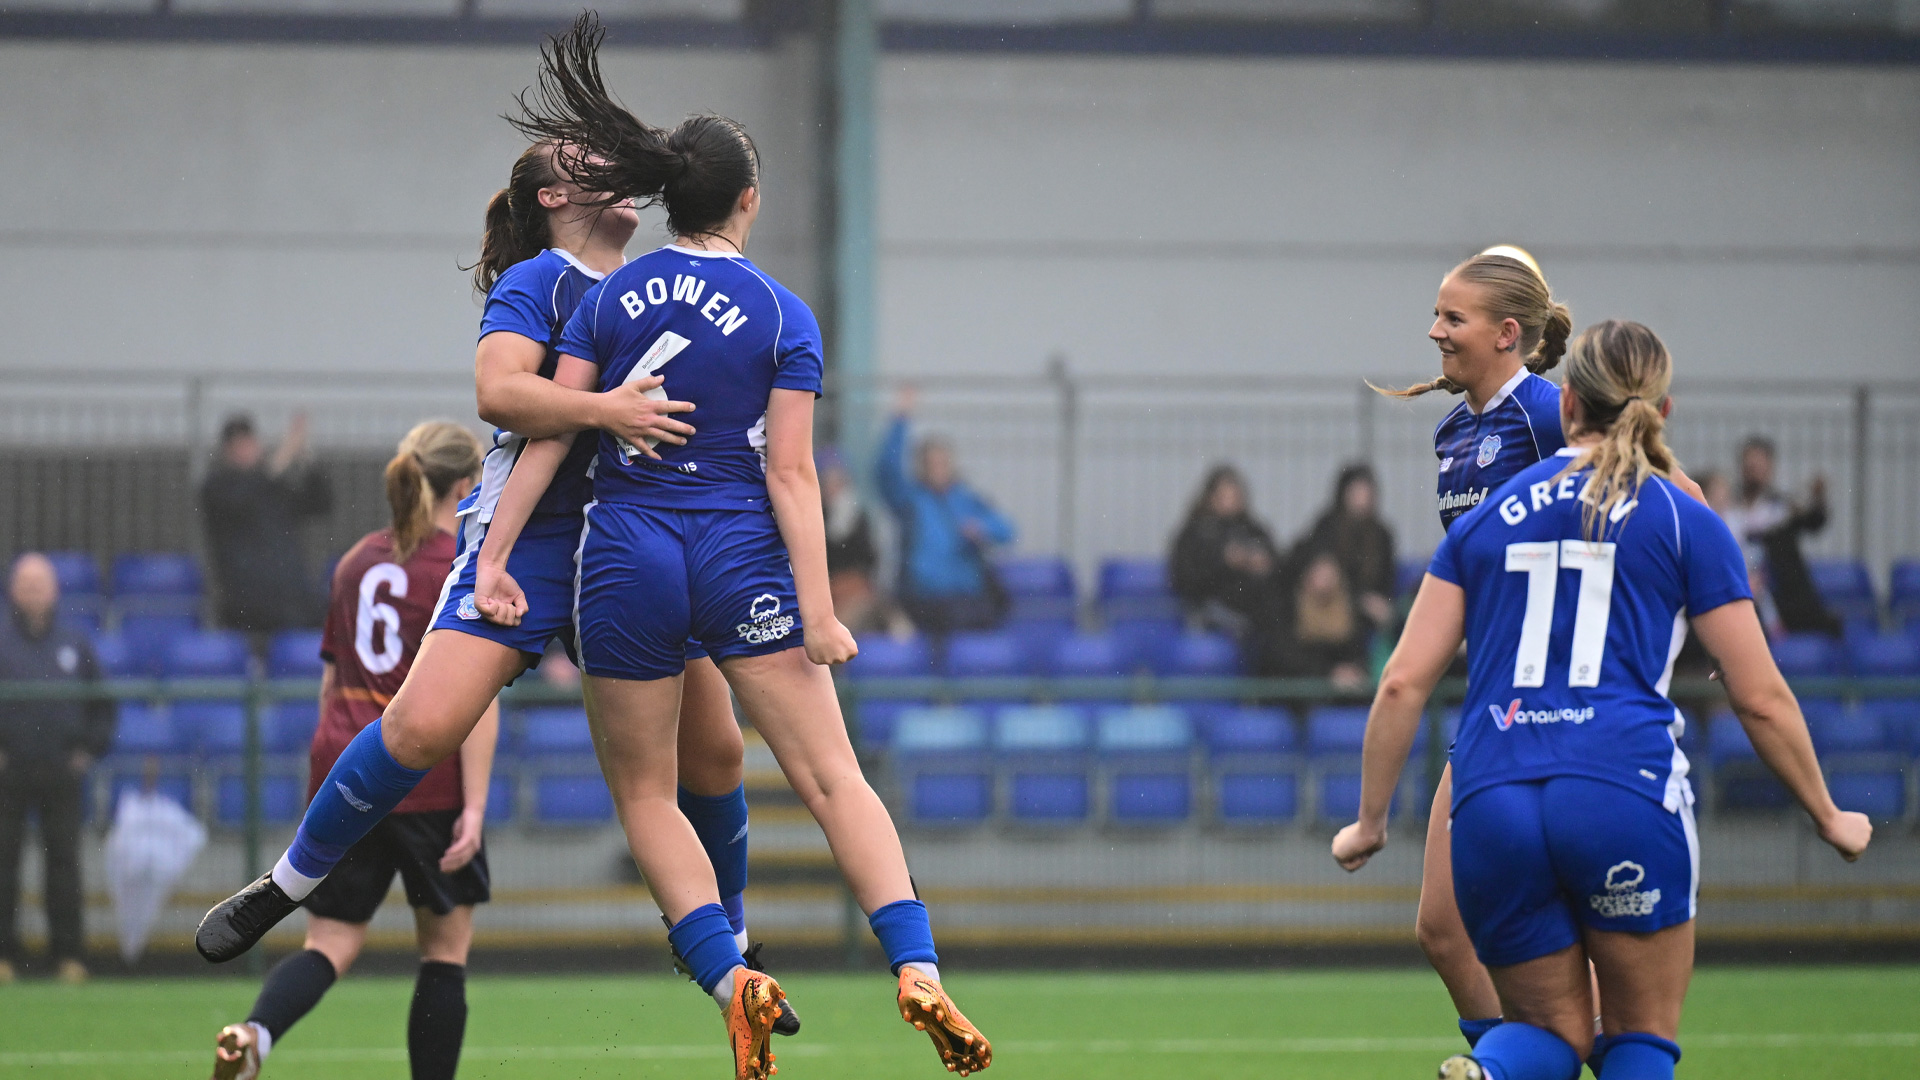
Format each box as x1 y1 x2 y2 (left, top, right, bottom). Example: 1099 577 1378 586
311 527 464 814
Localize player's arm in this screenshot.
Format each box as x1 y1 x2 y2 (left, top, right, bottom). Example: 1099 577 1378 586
1691 599 1871 861
475 330 696 448
1332 574 1465 872
763 388 857 667
472 354 598 626
441 697 500 873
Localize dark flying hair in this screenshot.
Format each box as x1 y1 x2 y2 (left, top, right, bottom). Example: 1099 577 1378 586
509 13 760 243
471 141 563 295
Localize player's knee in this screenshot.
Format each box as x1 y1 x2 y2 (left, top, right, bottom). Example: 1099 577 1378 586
1415 903 1473 962
381 701 463 769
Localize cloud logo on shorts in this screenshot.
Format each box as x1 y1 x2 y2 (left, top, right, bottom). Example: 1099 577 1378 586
737 593 795 646
457 594 481 621
1589 860 1661 919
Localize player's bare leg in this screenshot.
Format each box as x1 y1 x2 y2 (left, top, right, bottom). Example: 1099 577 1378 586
1439 942 1594 1080
1418 765 1503 1026
722 647 991 1073
210 918 365 1080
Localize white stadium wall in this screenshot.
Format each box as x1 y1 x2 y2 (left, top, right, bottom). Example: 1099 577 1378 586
0 43 1913 384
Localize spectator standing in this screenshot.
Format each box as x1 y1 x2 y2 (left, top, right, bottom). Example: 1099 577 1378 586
1721 436 1839 636
1265 550 1370 688
876 391 1016 636
1296 463 1397 635
1169 465 1285 639
0 553 114 983
200 413 333 637
820 448 882 633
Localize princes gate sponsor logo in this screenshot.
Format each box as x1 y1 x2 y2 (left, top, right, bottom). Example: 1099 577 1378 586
737 593 796 646
1489 699 1595 731
1589 860 1662 919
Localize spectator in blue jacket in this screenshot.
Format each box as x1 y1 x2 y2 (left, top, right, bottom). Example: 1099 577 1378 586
877 390 1016 637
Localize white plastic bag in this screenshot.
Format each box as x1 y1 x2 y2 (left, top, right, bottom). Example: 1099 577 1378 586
103 789 207 964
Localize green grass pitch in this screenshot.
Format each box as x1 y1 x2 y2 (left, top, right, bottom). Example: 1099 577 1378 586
2 967 1917 1078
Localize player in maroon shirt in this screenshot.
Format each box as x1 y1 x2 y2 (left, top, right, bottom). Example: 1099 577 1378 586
212 421 490 1080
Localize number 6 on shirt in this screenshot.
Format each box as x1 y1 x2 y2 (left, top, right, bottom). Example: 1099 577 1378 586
1505 540 1617 689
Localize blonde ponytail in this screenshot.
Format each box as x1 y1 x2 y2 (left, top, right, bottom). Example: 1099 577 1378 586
1553 320 1679 540
386 420 485 561
1375 250 1568 400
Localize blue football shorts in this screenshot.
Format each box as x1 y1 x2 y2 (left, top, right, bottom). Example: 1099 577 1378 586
432 509 708 668
575 501 802 681
1451 775 1698 968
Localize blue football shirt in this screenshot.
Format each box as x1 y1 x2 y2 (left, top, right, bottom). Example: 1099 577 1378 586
472 248 607 520
1434 369 1566 530
1429 450 1751 813
559 245 824 512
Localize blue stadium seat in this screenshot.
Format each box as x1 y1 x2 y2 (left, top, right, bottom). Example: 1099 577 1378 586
267 630 327 679
111 552 203 597
1152 632 1240 677
1046 632 1133 677
534 775 615 824
120 613 201 676
848 698 926 749
1098 558 1180 622
1394 559 1427 600
46 550 102 597
1890 559 1920 628
1306 705 1374 823
1826 772 1906 821
893 706 992 827
1858 699 1920 755
486 773 514 823
217 772 305 826
1098 705 1194 824
90 632 141 678
164 631 251 679
1806 701 1887 755
995 705 1091 825
112 703 186 755
1005 616 1076 659
1110 617 1184 672
1851 633 1920 677
1770 634 1838 677
943 631 1029 677
114 593 202 624
1806 558 1877 622
520 707 595 756
1203 707 1299 825
177 701 248 757
1707 711 1791 810
1707 711 1756 765
265 701 320 754
845 634 932 677
996 556 1077 624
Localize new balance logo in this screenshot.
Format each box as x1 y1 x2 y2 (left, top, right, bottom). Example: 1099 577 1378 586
334 781 373 813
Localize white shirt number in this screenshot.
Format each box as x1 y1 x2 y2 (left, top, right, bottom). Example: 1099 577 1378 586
355 562 409 675
1505 540 1616 689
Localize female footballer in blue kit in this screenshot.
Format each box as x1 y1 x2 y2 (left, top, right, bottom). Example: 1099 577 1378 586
197 136 788 1022
1378 250 1577 1040
1336 320 1872 1080
470 18 990 1079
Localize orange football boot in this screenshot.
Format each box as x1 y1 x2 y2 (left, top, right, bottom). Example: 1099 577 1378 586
725 969 784 1080
897 967 992 1075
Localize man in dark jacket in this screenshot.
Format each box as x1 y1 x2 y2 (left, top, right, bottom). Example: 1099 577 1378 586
200 413 332 635
0 553 114 982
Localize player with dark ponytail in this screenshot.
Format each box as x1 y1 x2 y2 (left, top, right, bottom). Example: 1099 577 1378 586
472 16 991 1078
199 48 796 1039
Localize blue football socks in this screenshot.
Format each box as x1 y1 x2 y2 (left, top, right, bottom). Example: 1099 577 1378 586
679 785 751 937
1460 1016 1503 1048
668 904 747 1003
868 899 940 976
1469 1021 1582 1080
1594 1032 1681 1079
274 720 429 898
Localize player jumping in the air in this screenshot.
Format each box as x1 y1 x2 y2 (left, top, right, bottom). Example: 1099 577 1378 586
198 105 797 1032
1335 319 1871 1080
210 422 494 1080
469 16 991 1079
